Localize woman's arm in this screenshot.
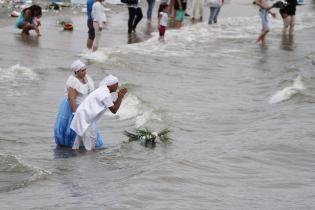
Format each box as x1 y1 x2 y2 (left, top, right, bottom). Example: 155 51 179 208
68 87 78 113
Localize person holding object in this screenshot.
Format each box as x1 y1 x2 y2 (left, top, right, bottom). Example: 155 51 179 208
71 75 128 151
92 0 107 51
255 0 276 44
54 60 104 148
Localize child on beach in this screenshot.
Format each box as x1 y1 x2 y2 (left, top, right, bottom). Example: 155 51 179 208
15 5 42 36
255 0 276 44
91 0 107 51
157 3 168 41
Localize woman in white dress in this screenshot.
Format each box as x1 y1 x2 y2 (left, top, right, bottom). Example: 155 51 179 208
54 60 104 148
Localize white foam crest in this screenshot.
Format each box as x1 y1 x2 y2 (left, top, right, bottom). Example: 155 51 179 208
80 49 109 63
104 93 161 127
121 16 266 56
81 13 315 60
269 75 305 104
0 64 37 83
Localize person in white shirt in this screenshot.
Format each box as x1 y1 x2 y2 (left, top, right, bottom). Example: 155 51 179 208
54 60 104 149
71 75 128 151
157 3 168 41
91 0 107 51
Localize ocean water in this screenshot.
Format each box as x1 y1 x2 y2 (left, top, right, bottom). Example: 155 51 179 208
1 0 315 209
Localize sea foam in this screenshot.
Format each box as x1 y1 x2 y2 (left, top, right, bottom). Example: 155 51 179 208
269 75 305 104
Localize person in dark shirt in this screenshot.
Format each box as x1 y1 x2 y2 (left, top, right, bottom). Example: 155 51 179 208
279 0 297 34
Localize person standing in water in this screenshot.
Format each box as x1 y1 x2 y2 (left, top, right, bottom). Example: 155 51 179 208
208 0 224 25
279 0 297 34
15 4 42 36
146 0 155 23
86 0 95 49
157 3 168 41
174 0 187 29
71 75 127 151
255 0 276 44
127 0 143 34
54 60 104 148
91 0 107 51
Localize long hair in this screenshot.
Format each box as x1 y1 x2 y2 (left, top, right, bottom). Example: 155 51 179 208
158 3 168 17
23 4 42 17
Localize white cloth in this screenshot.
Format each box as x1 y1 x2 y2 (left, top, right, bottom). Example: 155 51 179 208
71 60 86 73
92 1 107 27
72 122 97 150
65 74 95 103
99 74 119 87
92 22 102 50
159 12 168 27
71 86 114 136
189 0 203 19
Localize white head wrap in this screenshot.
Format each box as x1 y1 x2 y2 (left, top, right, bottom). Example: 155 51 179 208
99 74 119 87
71 60 86 73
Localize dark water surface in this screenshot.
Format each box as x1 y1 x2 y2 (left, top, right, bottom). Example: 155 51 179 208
1 0 315 209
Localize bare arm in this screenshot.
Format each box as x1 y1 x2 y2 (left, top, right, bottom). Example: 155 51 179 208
68 87 78 113
157 13 161 29
108 88 128 114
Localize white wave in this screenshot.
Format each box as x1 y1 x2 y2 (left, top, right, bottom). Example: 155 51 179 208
269 75 305 104
80 49 108 63
0 64 37 83
80 12 315 62
104 93 161 127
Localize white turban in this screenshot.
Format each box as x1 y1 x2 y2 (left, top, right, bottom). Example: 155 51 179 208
71 60 86 73
99 74 119 87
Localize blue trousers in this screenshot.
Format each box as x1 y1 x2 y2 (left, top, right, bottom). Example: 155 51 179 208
146 0 155 19
208 7 221 24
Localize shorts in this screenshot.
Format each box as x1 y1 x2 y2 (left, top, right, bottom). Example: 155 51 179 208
159 25 166 36
280 6 296 17
175 10 185 22
87 19 95 40
259 9 269 31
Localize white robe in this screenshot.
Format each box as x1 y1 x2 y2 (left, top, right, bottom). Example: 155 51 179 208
188 0 204 20
70 86 114 136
